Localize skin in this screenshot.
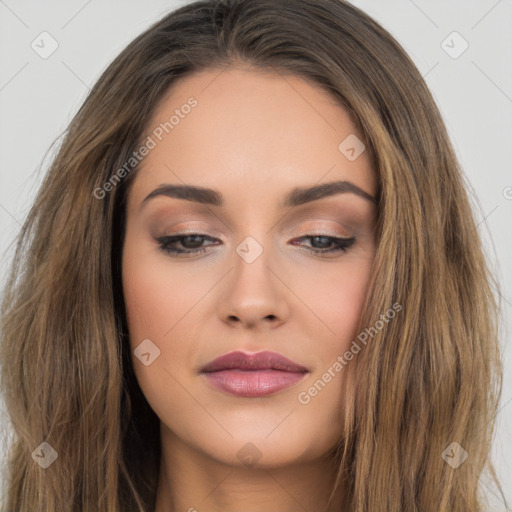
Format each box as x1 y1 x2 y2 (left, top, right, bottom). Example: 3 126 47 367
122 66 378 512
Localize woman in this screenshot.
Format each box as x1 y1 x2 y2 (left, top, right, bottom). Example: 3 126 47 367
0 0 503 510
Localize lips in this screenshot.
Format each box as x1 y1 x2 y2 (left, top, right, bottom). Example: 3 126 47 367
200 350 309 397
201 350 308 373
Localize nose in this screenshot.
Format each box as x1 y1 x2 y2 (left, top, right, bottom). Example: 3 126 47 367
217 244 290 330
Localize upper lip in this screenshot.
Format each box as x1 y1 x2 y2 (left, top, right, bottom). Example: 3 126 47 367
201 350 309 373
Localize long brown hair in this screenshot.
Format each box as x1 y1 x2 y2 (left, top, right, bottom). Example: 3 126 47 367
0 0 503 510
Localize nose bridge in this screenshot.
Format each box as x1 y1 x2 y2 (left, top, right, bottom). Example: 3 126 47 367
232 233 277 302
218 232 289 328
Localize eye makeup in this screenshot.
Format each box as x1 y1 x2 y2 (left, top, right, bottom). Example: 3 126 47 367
154 232 357 258
144 194 376 260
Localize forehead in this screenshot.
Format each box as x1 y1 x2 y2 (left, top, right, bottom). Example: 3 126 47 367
128 66 376 210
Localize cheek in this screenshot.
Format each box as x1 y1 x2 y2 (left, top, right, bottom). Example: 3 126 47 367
122 253 200 386
121 240 200 420
303 256 374 348
122 240 204 340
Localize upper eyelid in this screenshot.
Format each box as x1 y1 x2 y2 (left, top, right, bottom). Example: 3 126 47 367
159 230 353 239
154 219 356 237
146 205 370 228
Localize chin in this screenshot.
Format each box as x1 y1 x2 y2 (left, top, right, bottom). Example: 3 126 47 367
187 425 336 469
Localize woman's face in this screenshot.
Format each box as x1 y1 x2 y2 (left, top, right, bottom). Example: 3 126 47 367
122 66 377 468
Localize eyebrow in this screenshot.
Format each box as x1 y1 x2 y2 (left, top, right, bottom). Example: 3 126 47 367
141 180 377 210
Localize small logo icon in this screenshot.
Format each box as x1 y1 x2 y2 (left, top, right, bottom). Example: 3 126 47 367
236 236 263 263
31 442 58 468
134 338 161 366
441 31 469 59
237 442 263 467
31 31 59 59
441 442 468 469
338 134 365 161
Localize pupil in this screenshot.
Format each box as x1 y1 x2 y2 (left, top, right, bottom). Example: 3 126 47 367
312 236 330 248
183 235 203 248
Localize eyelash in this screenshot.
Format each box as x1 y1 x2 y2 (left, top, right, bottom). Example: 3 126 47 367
155 233 356 257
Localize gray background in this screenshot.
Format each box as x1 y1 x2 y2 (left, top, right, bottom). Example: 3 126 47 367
0 0 511 508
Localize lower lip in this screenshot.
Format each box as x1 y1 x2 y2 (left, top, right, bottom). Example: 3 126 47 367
202 369 308 397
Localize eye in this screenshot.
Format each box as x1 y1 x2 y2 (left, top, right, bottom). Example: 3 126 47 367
154 233 356 258
155 234 219 256
291 235 356 255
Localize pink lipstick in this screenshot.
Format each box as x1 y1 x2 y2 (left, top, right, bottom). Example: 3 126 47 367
200 350 309 397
